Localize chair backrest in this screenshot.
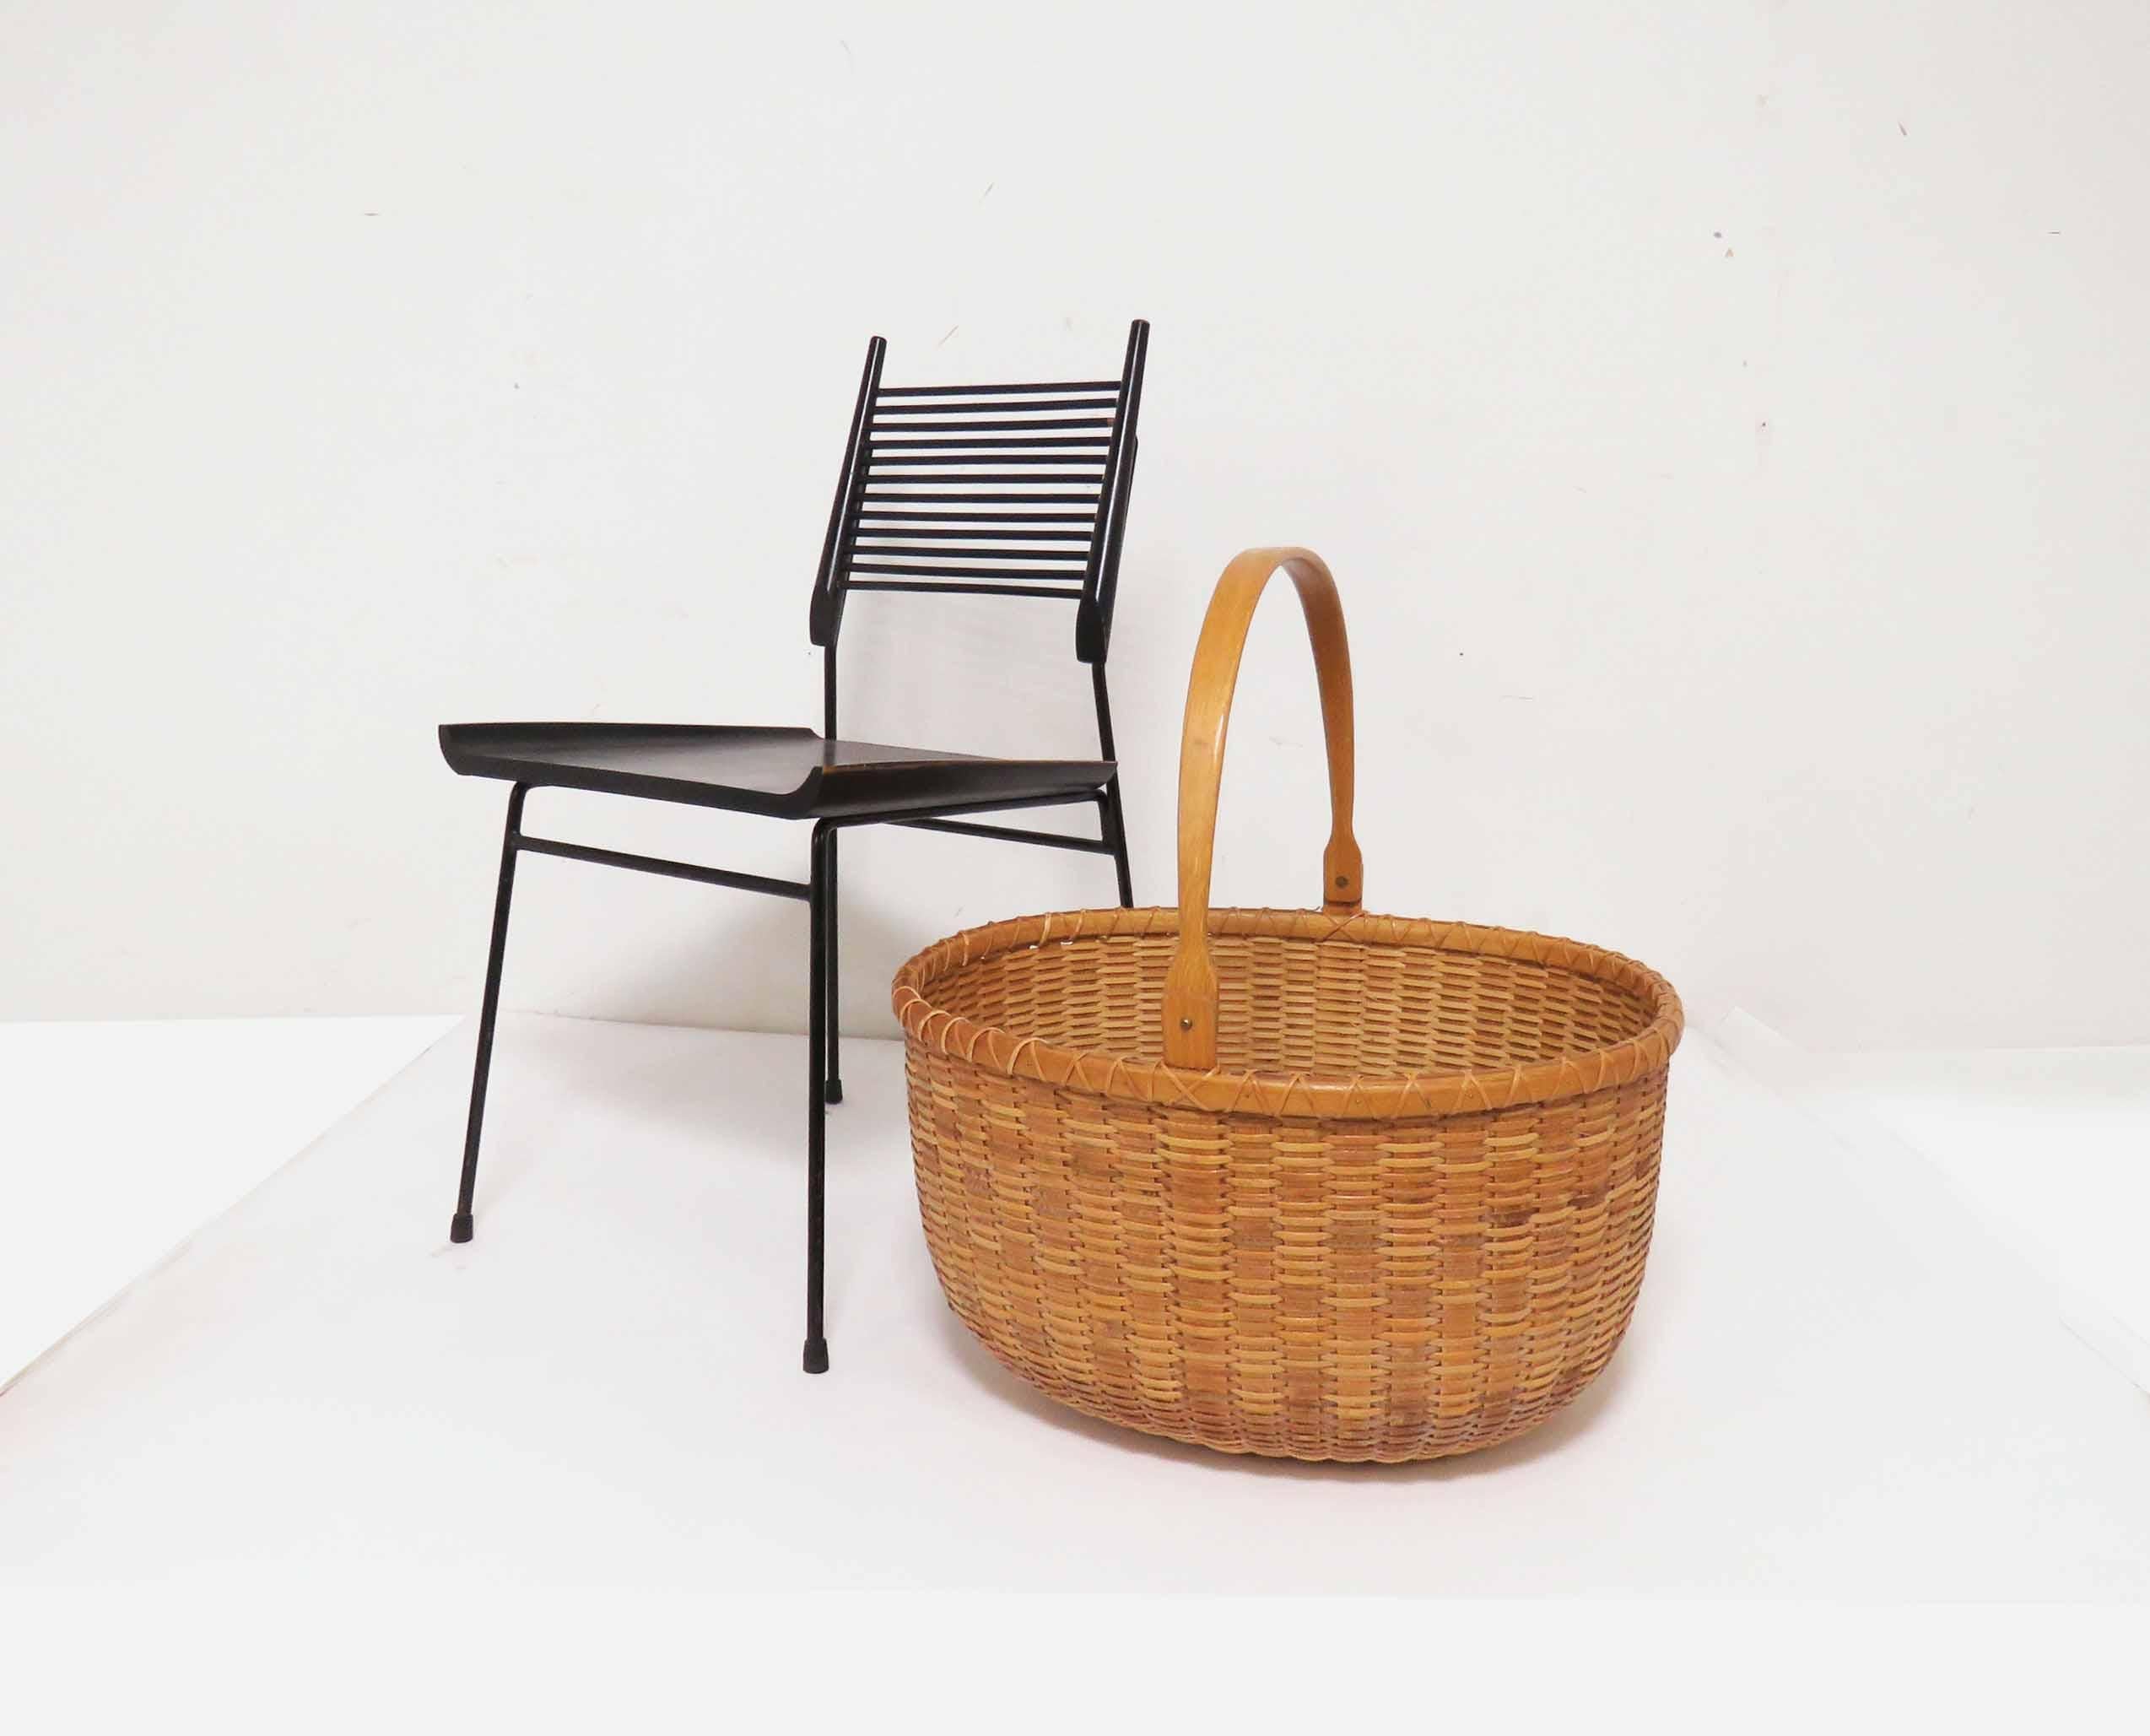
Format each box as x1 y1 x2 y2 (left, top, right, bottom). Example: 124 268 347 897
809 320 1148 665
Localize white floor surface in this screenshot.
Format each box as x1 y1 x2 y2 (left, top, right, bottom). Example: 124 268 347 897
1718 1016 2150 1397
1822 1048 2150 1369
3 1012 2147 1597
0 1015 456 1385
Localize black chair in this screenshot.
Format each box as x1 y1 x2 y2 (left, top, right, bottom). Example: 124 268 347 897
439 319 1149 1373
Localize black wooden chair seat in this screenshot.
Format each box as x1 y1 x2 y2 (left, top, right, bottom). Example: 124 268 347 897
440 722 1115 820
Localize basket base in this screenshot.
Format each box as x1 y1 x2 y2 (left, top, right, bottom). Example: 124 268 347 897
994 1355 1612 1463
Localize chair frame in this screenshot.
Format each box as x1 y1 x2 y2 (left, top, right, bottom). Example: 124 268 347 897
446 321 1149 1373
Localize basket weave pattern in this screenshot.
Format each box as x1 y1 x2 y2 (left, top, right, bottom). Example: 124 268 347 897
898 909 1675 1461
894 549 1682 1462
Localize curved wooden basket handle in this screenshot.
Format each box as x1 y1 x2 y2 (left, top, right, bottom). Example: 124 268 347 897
1162 547 1362 1068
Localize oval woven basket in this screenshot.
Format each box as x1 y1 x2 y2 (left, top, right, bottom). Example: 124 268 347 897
893 549 1683 1463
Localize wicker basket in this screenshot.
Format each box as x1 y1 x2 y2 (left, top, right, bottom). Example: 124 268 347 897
893 548 1683 1462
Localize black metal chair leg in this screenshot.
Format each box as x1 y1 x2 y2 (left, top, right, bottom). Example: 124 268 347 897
451 783 528 1243
1102 777 1134 908
803 820 833 1373
1090 661 1135 909
823 830 843 1104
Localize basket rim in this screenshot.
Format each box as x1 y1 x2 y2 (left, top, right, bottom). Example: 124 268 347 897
890 905 1684 1120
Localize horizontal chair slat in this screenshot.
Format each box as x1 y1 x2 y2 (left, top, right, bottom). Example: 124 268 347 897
849 564 1087 582
867 455 1108 469
847 579 1083 598
857 509 1097 524
853 544 1088 563
867 417 1114 434
854 524 1094 540
872 397 1118 416
870 435 1110 451
860 490 1102 506
877 380 1119 397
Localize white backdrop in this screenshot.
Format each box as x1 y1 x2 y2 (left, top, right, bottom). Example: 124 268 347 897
3 1 2144 1049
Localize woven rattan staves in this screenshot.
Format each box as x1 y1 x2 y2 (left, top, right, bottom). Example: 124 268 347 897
894 549 1683 1461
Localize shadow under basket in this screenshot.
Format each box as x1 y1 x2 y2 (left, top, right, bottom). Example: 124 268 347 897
892 549 1683 1463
